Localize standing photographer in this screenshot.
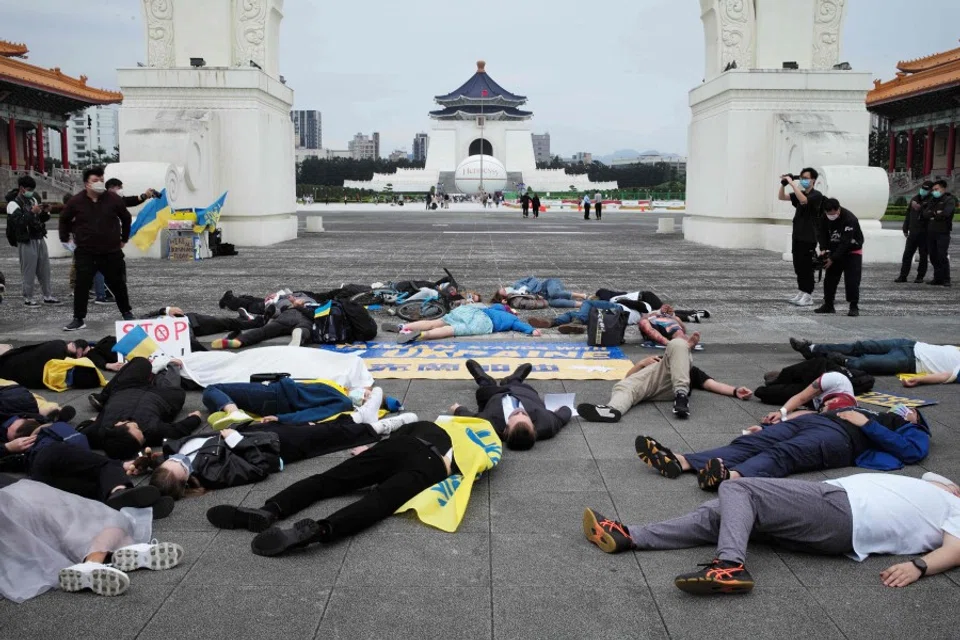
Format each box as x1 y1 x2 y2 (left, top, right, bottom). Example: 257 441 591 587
778 168 824 307
816 198 863 317
5 176 58 307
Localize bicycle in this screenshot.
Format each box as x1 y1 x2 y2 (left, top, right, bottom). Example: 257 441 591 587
395 269 463 321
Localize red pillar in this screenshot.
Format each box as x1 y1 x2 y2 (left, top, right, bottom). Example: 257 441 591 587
26 131 33 170
888 129 896 172
906 129 915 176
6 119 16 169
35 123 45 174
60 126 70 170
923 125 935 177
947 123 956 177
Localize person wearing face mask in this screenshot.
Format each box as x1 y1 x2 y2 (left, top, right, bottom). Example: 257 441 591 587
59 166 135 331
815 198 863 316
924 179 956 286
104 178 156 208
5 176 58 307
896 180 933 283
779 168 824 307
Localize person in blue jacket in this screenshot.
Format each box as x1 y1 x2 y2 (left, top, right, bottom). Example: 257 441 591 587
202 377 359 425
633 400 930 492
383 303 541 343
491 277 588 309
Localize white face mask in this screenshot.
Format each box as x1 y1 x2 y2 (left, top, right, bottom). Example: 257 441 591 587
114 189 124 198
90 182 107 194
826 213 840 221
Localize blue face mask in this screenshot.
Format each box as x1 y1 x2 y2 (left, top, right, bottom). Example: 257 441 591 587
168 453 193 476
23 191 34 199
919 188 930 197
799 179 812 190
889 404 912 421
932 190 943 199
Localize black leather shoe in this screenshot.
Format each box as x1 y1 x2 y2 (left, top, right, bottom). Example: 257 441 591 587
251 519 323 557
814 304 836 314
218 289 234 309
847 306 860 317
501 363 533 385
207 505 277 532
465 359 496 385
894 277 907 283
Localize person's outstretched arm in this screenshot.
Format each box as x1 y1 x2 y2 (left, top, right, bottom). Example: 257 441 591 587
902 372 955 387
881 533 960 588
702 378 753 400
762 382 819 424
639 318 670 346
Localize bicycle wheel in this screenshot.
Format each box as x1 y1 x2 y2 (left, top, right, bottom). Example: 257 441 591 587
397 300 446 322
350 290 380 306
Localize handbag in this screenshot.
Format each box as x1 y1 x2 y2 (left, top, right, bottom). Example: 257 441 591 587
587 308 630 347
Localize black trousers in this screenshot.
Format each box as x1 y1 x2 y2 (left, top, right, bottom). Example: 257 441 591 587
899 232 928 280
792 240 818 294
188 312 264 337
241 415 378 463
97 357 184 409
928 232 952 284
223 293 267 314
823 254 862 307
584 205 591 220
73 248 131 319
474 378 531 411
237 308 312 346
29 442 130 502
522 203 529 216
264 422 449 540
595 203 602 219
0 384 41 423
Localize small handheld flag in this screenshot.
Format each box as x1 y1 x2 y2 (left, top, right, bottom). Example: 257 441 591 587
112 326 161 360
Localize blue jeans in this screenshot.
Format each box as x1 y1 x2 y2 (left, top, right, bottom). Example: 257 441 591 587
513 277 577 308
812 339 916 375
202 383 285 415
93 272 106 300
553 300 618 326
683 420 853 478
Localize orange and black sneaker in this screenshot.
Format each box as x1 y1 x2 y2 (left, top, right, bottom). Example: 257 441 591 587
674 559 755 595
582 508 634 554
635 435 683 479
697 457 730 491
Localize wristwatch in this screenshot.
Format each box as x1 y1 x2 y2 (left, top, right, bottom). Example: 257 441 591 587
912 557 928 577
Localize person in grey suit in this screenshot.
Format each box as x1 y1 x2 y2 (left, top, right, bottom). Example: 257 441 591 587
450 360 571 450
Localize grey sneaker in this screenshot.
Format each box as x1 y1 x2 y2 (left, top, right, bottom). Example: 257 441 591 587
63 318 86 331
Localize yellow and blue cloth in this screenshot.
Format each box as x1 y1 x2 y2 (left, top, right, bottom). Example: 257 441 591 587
129 190 228 251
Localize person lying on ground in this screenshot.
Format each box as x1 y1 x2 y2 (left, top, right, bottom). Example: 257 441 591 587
0 339 119 389
584 471 960 594
84 357 202 459
204 420 464 557
0 378 75 426
142 305 264 351
382 303 540 344
593 289 710 323
211 294 315 350
754 356 874 406
638 305 695 346
1 419 174 518
451 360 570 450
0 478 182 602
575 336 710 422
491 277 588 309
791 337 960 377
634 400 929 491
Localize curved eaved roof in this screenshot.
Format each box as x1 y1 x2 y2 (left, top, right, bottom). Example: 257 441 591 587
434 60 527 105
429 104 533 120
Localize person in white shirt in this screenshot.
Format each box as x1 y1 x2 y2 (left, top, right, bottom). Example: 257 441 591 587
594 192 603 220
583 471 960 595
582 193 592 220
791 337 960 378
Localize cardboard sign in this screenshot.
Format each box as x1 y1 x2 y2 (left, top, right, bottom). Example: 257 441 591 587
115 316 192 358
168 235 195 261
856 391 938 409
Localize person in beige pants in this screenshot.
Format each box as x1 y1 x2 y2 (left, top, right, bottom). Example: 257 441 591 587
578 337 751 422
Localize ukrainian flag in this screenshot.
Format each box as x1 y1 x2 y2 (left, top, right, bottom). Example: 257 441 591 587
194 191 228 232
112 326 161 360
129 189 173 252
313 301 332 319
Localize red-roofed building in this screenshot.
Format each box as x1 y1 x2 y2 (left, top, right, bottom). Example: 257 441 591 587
0 38 122 174
868 40 960 181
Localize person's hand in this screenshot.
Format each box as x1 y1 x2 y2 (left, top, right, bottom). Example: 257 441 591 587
532 329 542 337
744 425 763 435
168 306 184 316
188 410 201 418
780 174 794 183
449 403 462 413
902 378 921 388
911 201 921 211
639 356 662 367
106 362 125 372
880 561 923 588
762 411 782 425
259 416 278 423
903 230 909 238
170 358 184 368
735 387 753 400
30 204 42 214
5 435 36 453
144 188 156 198
824 259 833 270
837 410 869 427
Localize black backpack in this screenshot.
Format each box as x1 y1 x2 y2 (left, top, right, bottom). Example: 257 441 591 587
338 298 377 341
311 301 351 344
587 308 630 347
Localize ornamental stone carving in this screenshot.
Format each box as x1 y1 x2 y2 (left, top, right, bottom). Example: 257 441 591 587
812 0 846 69
143 0 175 67
718 0 755 71
233 0 267 68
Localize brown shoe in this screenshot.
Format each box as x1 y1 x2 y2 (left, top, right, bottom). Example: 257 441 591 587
528 317 552 329
558 324 586 334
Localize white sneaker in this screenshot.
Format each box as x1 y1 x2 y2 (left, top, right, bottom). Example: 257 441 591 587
111 541 184 572
289 327 303 347
796 293 814 307
371 412 419 435
787 291 803 305
58 562 129 596
354 387 384 424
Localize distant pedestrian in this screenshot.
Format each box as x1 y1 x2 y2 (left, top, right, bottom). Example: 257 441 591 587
521 192 530 218
5 176 58 307
582 193 591 220
531 192 541 219
594 191 603 220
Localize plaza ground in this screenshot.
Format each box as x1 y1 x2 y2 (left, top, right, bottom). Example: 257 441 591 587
1 207 959 639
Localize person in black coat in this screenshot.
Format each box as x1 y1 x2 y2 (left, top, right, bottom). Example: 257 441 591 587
924 180 956 286
896 180 932 283
530 193 541 219
816 198 864 317
451 359 570 450
0 339 116 389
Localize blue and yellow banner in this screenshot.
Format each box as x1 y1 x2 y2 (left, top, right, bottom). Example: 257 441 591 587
129 189 173 251
193 192 227 232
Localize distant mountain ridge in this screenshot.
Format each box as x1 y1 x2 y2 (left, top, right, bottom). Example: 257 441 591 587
596 149 684 164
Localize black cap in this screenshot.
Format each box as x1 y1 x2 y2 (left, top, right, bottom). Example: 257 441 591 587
922 180 935 189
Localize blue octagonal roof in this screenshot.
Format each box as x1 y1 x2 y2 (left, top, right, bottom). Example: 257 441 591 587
434 61 527 105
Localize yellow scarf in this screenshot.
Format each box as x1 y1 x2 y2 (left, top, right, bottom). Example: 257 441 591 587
395 416 502 532
41 357 107 392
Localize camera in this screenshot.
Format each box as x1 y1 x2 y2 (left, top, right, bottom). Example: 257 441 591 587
780 173 798 187
811 254 828 270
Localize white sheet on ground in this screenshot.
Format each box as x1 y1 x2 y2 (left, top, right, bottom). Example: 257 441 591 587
179 346 374 390
0 480 152 603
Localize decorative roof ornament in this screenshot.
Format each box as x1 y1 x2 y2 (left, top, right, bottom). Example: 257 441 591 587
431 61 531 120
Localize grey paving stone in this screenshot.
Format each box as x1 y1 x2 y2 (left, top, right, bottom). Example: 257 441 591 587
492 586 668 640
151 484 254 533
608 489 716 526
138 585 328 640
490 458 605 493
812 584 960 640
127 530 217 586
779 551 956 588
491 532 645 586
596 458 698 493
317 587 492 640
490 490 616 533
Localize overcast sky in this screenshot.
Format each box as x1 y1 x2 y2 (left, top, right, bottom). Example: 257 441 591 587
7 0 959 157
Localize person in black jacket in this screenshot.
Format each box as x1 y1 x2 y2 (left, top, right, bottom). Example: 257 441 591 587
87 357 202 459
451 360 570 450
521 192 530 218
779 168 824 307
105 178 156 209
530 192 541 219
210 294 315 349
0 339 118 389
6 175 58 306
896 180 933 283
925 179 956 286
816 198 864 317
